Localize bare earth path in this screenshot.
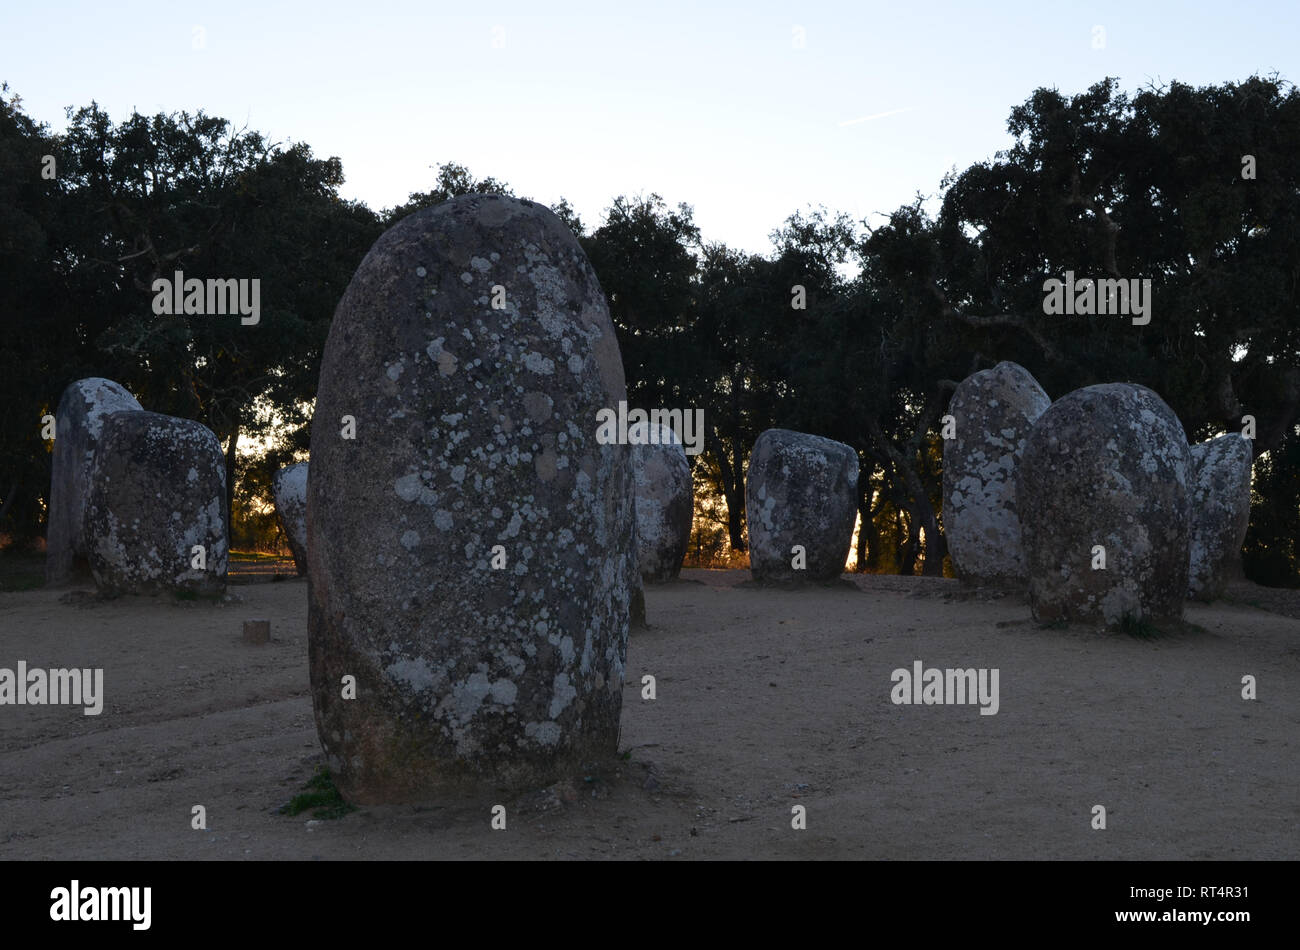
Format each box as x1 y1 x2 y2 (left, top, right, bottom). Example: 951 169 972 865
1 569 1297 860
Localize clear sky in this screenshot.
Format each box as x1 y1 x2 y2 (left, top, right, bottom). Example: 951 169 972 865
3 1 1296 254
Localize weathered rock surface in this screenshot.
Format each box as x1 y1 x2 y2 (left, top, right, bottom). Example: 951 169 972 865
45 378 143 586
630 421 692 583
84 411 228 596
272 462 309 575
942 361 1051 586
745 428 858 584
1187 434 1253 601
308 194 638 802
1017 383 1191 626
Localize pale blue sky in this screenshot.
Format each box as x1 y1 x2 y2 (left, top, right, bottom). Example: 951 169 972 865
3 1 1296 253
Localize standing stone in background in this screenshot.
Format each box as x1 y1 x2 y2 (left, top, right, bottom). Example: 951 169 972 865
308 194 637 803
942 361 1051 586
745 428 858 585
45 378 144 587
272 462 310 575
84 411 228 596
1187 434 1253 601
1017 383 1192 626
630 421 692 583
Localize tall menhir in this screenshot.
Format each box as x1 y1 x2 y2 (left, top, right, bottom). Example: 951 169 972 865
307 195 637 803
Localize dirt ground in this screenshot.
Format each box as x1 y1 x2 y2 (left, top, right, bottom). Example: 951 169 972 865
1 569 1297 860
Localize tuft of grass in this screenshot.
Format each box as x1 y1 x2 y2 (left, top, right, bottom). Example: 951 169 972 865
1118 612 1162 640
279 767 356 820
172 586 226 604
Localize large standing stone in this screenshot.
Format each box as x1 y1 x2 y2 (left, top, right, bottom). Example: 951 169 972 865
942 361 1051 586
272 462 309 575
1017 383 1192 626
308 194 638 803
1187 434 1253 601
45 378 144 586
84 411 229 596
745 428 858 584
630 421 692 583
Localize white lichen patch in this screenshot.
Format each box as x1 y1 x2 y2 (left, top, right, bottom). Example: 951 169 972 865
522 351 555 374
524 720 562 747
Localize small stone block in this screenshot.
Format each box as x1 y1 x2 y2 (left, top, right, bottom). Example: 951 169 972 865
243 619 270 644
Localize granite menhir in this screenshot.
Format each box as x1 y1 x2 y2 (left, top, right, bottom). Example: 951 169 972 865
1187 434 1253 601
45 378 143 586
630 421 693 583
1017 383 1191 626
84 411 228 596
942 361 1051 586
307 194 637 803
745 428 858 585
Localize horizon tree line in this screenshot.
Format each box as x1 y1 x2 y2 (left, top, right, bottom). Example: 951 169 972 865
2 74 1297 584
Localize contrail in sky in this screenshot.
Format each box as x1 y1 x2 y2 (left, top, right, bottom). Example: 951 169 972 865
837 108 911 127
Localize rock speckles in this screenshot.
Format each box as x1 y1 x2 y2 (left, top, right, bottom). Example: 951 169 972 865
1017 383 1191 626
308 194 637 802
942 362 1051 586
1187 434 1253 601
745 428 858 585
84 411 228 596
45 378 143 586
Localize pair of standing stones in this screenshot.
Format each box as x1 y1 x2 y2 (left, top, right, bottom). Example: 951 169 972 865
46 378 228 595
943 361 1252 624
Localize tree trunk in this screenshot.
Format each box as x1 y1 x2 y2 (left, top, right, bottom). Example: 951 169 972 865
898 471 945 578
710 429 747 554
924 524 948 576
865 512 882 571
897 507 917 576
724 484 746 554
864 484 888 572
0 481 19 526
855 496 871 571
224 423 239 542
864 388 952 579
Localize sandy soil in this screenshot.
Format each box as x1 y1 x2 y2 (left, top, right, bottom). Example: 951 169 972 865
1 569 1297 860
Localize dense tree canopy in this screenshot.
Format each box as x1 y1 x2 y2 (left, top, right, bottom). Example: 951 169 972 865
2 74 1297 585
